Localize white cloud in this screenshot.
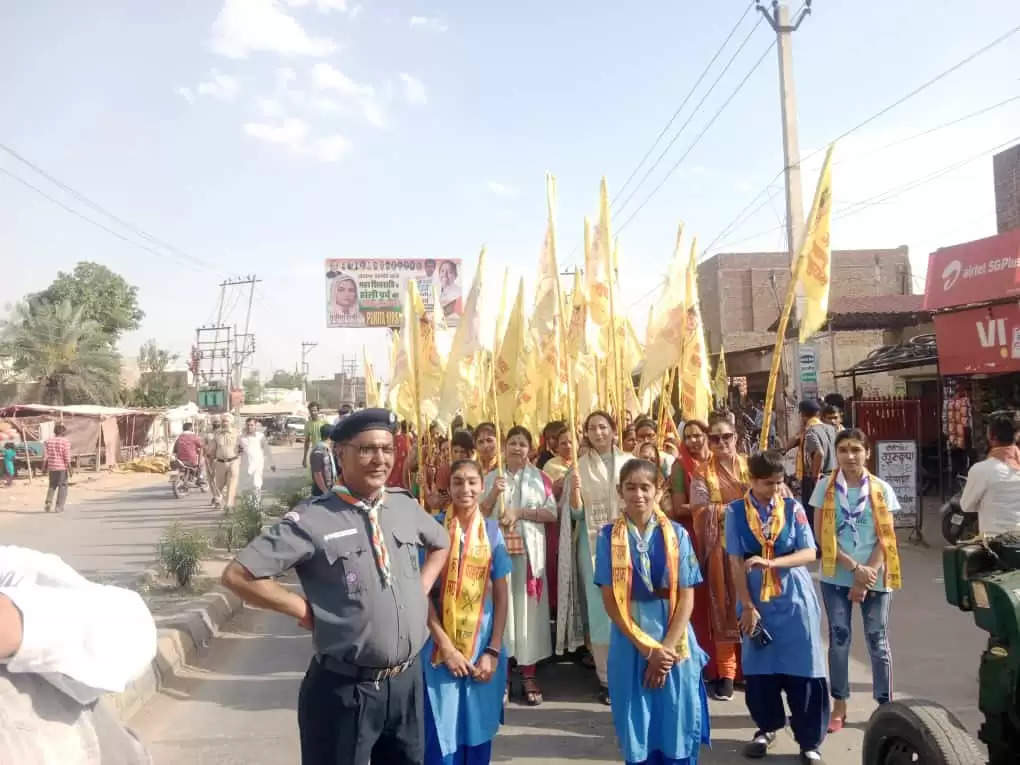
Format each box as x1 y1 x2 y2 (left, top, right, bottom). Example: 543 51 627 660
285 0 347 11
243 118 309 147
311 62 386 127
487 181 519 198
197 70 241 101
243 118 351 163
310 96 342 113
349 4 363 19
314 134 351 162
312 62 373 98
176 86 195 104
258 97 285 117
409 15 448 32
210 0 336 59
398 73 427 105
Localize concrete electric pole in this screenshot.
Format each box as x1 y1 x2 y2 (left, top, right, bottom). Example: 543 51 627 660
757 0 811 439
301 341 318 402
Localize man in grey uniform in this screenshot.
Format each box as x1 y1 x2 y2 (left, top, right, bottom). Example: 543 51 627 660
221 408 450 765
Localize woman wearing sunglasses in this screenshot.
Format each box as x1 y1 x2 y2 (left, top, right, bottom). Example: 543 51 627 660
689 414 749 701
726 451 827 764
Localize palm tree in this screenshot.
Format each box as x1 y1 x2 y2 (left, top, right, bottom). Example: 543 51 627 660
0 299 121 405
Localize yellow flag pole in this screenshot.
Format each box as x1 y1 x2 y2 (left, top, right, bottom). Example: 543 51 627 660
759 275 798 452
409 290 427 508
657 366 674 450
488 351 506 521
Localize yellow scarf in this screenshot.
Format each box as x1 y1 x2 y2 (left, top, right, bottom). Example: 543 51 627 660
610 510 690 660
704 454 749 503
742 492 785 602
820 471 902 590
796 417 823 481
432 510 492 665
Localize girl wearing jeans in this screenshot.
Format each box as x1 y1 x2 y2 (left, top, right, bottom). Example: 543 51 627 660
810 428 902 733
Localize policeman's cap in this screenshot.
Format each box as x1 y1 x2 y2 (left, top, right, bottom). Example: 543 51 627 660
332 408 398 443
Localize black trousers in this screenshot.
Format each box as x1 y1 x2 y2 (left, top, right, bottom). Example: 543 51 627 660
298 656 424 765
800 476 817 530
745 673 830 752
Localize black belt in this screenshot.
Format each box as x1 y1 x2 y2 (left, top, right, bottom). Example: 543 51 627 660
317 654 415 683
216 456 239 463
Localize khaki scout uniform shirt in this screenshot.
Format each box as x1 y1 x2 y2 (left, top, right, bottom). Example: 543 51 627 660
212 430 240 461
236 488 449 668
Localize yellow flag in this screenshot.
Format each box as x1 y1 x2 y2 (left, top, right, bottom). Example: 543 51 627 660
531 175 563 383
680 238 711 422
797 145 835 342
363 347 379 408
713 344 728 406
585 179 612 327
639 225 688 393
436 248 487 430
494 278 529 428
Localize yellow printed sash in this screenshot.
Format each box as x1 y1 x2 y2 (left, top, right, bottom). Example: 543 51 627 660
820 471 901 590
742 493 785 602
610 510 690 660
704 455 749 503
796 417 823 481
432 511 491 666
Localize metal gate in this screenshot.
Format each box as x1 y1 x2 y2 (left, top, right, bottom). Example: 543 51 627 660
852 398 923 540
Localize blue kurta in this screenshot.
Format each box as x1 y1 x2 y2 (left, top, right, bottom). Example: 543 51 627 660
594 520 711 765
723 495 826 679
423 517 513 759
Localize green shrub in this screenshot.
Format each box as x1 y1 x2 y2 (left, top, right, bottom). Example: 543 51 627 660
159 523 209 588
222 491 264 549
265 479 311 517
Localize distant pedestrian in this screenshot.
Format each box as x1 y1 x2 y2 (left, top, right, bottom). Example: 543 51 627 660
302 402 329 471
3 441 15 486
309 423 337 496
239 418 276 503
43 424 72 513
212 415 241 511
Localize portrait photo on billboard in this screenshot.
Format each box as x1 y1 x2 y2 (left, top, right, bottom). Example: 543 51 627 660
326 269 366 327
325 258 464 329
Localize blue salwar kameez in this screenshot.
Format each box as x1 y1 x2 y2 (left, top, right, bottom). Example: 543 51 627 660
423 517 512 765
594 520 711 765
724 495 829 752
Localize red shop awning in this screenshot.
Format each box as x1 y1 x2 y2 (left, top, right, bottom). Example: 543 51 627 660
934 302 1020 375
923 229 1020 311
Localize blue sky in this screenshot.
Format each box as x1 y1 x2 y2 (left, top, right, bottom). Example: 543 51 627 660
2 0 1018 382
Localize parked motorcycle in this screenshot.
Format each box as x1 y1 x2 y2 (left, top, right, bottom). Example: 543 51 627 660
940 475 976 544
169 458 204 499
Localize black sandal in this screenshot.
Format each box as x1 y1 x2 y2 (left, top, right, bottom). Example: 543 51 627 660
598 686 611 706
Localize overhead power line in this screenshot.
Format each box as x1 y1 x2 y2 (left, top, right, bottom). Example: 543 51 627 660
616 38 777 238
613 2 757 206
614 15 767 219
0 142 220 273
701 22 1020 260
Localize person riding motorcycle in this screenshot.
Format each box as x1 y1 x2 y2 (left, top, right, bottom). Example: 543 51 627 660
172 422 205 486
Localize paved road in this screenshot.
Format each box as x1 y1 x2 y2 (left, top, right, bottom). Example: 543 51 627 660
132 510 987 764
0 444 307 587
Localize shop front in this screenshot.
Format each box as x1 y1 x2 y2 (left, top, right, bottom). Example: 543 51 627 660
924 228 1020 493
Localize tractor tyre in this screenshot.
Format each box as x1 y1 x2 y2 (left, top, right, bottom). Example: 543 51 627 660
862 698 983 765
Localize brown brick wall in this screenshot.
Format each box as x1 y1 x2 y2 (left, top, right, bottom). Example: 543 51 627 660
699 247 912 353
994 144 1020 234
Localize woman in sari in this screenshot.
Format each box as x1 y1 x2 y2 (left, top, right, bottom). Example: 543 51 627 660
668 420 714 688
558 411 628 705
424 459 511 765
690 415 749 701
595 458 710 765
542 423 574 501
637 442 671 515
481 426 556 705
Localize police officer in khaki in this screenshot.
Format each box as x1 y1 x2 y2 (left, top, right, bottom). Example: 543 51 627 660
212 414 241 510
222 408 450 765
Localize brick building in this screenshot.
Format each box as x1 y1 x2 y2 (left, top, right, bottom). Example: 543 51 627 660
994 143 1020 234
698 248 933 432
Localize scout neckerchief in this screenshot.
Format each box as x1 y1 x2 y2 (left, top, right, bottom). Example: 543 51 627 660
796 417 823 481
610 509 689 660
835 471 868 546
333 484 392 587
432 509 491 666
704 454 749 504
626 518 657 594
820 470 901 590
742 491 785 602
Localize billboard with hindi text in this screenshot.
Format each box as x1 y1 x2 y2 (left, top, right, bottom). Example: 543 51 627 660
325 258 464 329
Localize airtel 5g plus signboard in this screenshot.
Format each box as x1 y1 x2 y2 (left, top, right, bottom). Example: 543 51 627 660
923 229 1020 312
